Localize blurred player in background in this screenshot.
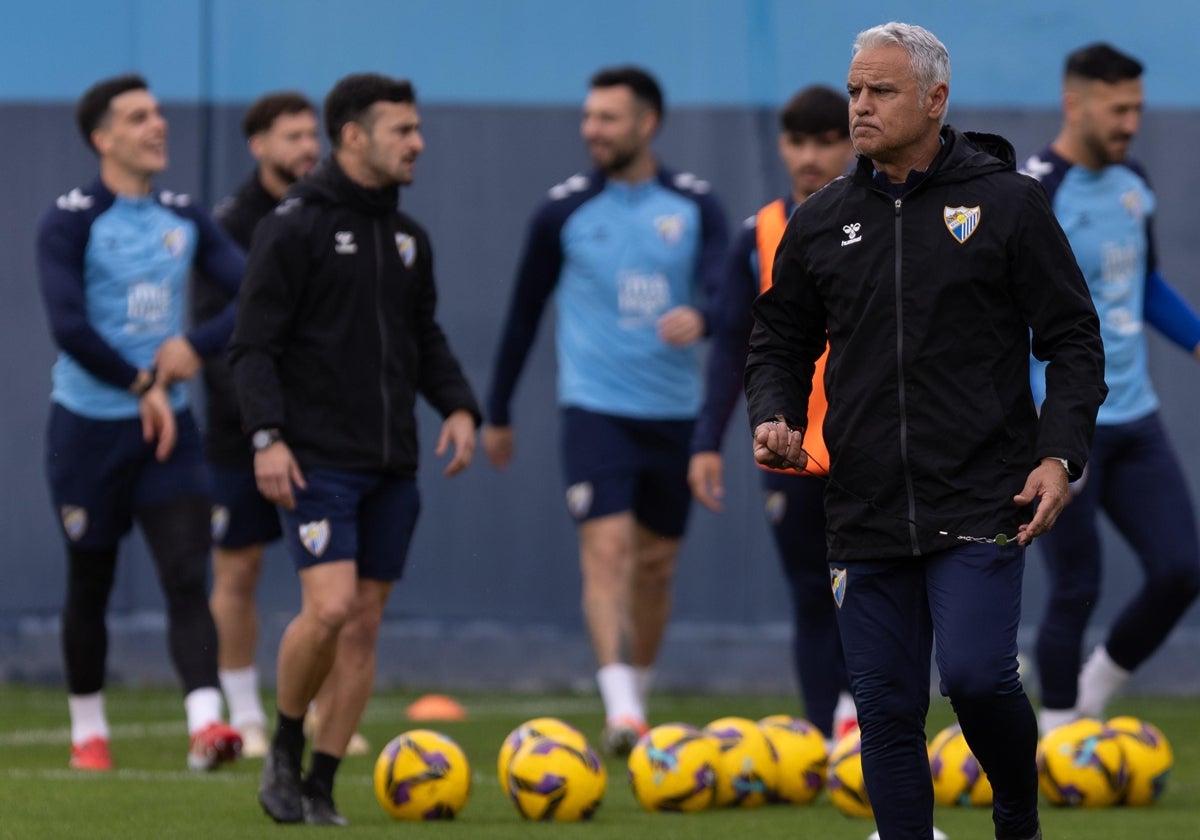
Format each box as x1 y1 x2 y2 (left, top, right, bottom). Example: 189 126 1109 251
36 74 244 772
197 90 320 759
231 73 480 825
482 66 729 756
1022 43 1200 733
689 84 857 748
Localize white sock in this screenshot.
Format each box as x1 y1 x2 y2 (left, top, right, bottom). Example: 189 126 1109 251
597 663 643 722
634 666 654 712
184 687 224 735
68 692 109 744
1076 644 1130 718
1038 706 1078 735
219 666 266 730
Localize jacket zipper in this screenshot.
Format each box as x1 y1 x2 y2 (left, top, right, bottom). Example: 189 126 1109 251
373 219 392 466
893 197 920 555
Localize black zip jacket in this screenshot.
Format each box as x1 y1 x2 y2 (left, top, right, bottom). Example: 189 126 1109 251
195 173 275 467
229 158 480 477
745 126 1107 561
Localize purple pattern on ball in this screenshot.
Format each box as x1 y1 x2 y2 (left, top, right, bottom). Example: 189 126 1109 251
533 773 567 794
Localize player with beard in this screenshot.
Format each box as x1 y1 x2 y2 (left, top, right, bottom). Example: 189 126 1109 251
482 66 729 756
195 92 321 758
1021 43 1200 734
232 73 479 825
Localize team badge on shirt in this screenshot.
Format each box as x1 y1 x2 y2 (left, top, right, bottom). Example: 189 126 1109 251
162 227 187 257
395 233 416 268
565 482 593 520
60 505 88 542
830 567 847 608
943 206 981 244
1121 189 1145 221
654 214 685 245
211 505 230 543
299 519 331 557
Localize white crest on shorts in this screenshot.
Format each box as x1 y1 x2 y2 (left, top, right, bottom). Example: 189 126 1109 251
830 567 847 608
565 482 593 520
299 519 331 557
763 490 787 525
211 505 230 542
61 505 87 541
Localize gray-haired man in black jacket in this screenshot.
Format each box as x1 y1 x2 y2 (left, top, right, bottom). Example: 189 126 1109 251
745 22 1106 840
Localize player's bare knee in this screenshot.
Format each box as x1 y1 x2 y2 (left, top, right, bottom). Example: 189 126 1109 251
212 548 262 595
304 597 355 635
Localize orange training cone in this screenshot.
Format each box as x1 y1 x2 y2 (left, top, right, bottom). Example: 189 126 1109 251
405 693 468 721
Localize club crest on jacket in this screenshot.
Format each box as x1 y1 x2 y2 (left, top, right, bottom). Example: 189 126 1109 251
943 206 981 244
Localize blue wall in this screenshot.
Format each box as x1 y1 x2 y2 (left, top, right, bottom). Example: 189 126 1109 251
6 0 1200 106
2 1 1199 693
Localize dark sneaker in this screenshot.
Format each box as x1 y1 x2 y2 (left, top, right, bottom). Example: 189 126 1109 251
302 790 349 827
258 742 303 823
997 829 1042 840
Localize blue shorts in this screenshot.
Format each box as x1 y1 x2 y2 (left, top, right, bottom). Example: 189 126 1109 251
45 402 210 549
209 463 283 549
279 468 420 581
559 407 693 538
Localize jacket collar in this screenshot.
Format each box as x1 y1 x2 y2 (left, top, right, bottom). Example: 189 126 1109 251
291 157 399 217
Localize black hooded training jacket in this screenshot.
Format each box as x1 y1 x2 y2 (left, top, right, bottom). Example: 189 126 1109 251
745 126 1107 562
229 158 480 477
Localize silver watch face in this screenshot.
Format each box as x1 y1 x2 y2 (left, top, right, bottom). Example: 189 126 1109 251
252 429 275 450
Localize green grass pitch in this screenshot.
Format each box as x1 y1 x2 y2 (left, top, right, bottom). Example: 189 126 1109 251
0 685 1196 839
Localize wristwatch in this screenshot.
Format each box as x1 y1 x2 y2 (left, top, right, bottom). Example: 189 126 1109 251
251 428 282 452
131 367 157 397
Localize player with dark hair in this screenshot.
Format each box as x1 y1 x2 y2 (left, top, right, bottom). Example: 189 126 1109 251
239 91 315 142
196 90 321 759
588 65 665 120
37 73 244 772
1022 42 1200 733
482 64 729 756
231 72 480 825
746 22 1107 839
689 84 857 747
320 74 417 147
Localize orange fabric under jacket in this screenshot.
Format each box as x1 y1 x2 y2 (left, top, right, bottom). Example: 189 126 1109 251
756 199 830 476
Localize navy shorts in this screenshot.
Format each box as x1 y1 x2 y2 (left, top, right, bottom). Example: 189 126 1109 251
45 402 210 549
209 463 283 549
559 407 693 538
279 468 420 581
